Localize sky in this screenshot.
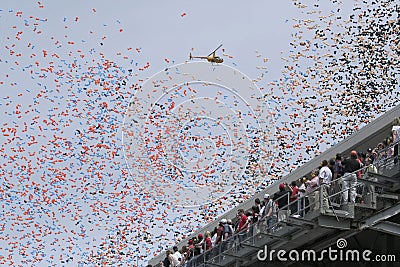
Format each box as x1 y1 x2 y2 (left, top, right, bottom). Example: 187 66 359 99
0 0 399 266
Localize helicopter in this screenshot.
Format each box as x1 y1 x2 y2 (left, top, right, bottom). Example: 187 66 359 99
189 44 224 63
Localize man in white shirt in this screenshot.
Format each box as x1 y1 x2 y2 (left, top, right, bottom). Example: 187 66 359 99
172 246 182 267
319 160 332 212
298 177 307 216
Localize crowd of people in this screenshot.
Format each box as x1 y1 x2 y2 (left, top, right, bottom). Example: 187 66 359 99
153 118 400 267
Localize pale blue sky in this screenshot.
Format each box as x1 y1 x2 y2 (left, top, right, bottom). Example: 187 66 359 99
1 0 395 266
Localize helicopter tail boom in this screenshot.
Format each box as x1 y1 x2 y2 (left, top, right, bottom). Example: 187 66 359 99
190 55 208 60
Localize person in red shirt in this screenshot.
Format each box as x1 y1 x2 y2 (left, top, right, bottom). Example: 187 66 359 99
194 233 203 256
184 239 195 262
236 209 248 247
204 231 212 261
204 231 212 251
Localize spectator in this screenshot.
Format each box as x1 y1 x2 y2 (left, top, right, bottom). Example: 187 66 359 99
186 239 194 260
376 142 386 171
356 152 365 178
273 183 291 222
392 117 400 164
261 193 277 232
289 180 299 214
181 246 189 266
333 154 345 180
364 157 378 203
297 177 308 216
227 219 234 233
222 219 234 252
227 218 235 247
319 160 333 212
306 169 320 211
215 221 224 245
342 151 362 203
255 198 263 221
204 231 212 251
172 246 182 267
366 157 378 175
328 158 336 177
259 195 266 218
377 142 385 151
204 231 212 261
372 149 379 166
163 250 173 267
236 209 248 247
366 148 374 163
245 211 253 241
250 205 260 241
210 227 217 246
358 152 366 166
251 205 260 224
194 233 203 256
385 136 394 169
330 154 344 204
213 222 225 264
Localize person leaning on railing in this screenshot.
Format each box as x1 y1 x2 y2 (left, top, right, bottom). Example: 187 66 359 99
341 151 362 204
236 209 249 247
203 231 212 261
363 157 378 204
273 183 291 221
171 246 183 267
305 169 320 211
260 193 277 232
222 219 234 252
384 136 394 169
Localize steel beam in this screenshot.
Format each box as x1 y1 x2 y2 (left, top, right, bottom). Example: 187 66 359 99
318 215 351 229
366 172 400 183
357 178 396 190
359 203 400 230
370 221 400 237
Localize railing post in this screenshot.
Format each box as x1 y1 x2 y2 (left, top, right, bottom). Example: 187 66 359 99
287 192 290 219
319 184 323 214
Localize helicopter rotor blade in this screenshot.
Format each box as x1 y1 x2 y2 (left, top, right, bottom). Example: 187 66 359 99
207 44 223 56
